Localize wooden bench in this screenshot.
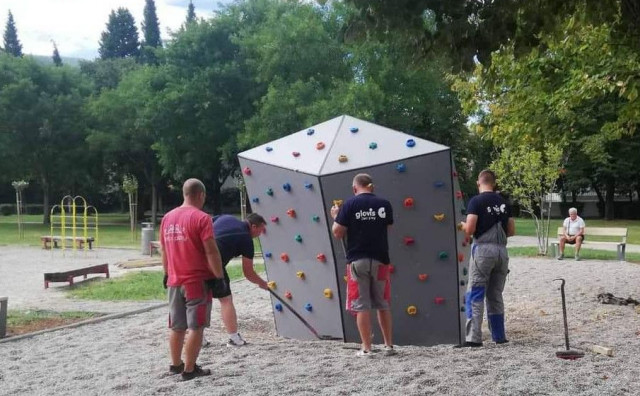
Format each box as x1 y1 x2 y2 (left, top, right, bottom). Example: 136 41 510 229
41 235 95 250
149 240 162 257
43 263 110 289
551 227 628 261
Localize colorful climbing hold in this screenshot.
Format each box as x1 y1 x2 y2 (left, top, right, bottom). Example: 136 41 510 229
438 251 448 260
407 306 417 315
396 163 406 172
270 216 279 223
457 222 464 231
307 128 315 135
403 197 414 208
333 199 343 207
458 253 464 262
266 146 273 152
282 183 292 192
338 155 348 163
268 281 277 290
403 236 415 246
434 297 445 305
369 142 377 149
433 181 445 188
285 291 292 299
275 303 283 312
304 303 313 312
243 167 252 175
460 280 466 286
304 182 313 189
280 253 289 263
286 208 296 218
460 306 465 312
296 271 305 279
418 274 429 281
265 252 272 258
452 171 458 178
323 289 333 299
292 151 301 157
316 253 326 263
434 213 445 222
312 215 320 222
316 142 325 150
252 197 260 203
294 234 303 243
406 139 416 147
463 267 468 276
266 187 274 196
343 275 348 282
350 127 359 133
455 191 463 199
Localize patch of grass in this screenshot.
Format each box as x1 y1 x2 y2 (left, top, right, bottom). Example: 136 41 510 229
6 310 102 336
67 264 266 301
508 246 640 263
514 218 640 245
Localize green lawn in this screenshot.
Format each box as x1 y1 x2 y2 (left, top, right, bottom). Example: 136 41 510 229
508 246 640 263
514 218 640 244
67 264 265 301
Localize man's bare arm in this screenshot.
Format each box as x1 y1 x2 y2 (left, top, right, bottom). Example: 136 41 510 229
507 217 516 237
203 238 223 278
242 257 268 290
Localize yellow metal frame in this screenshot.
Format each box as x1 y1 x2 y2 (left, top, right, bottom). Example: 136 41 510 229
50 195 99 254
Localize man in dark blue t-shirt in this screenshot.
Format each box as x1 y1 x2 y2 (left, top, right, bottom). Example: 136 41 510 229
458 170 515 348
331 173 396 357
211 213 267 347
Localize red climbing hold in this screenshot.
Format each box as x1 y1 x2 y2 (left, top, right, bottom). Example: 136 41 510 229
280 253 289 263
418 274 428 281
455 191 463 199
270 216 279 223
452 171 458 178
286 208 297 218
243 167 251 175
434 297 445 305
316 253 326 263
316 142 325 150
458 253 464 262
403 237 415 246
285 291 292 299
292 151 300 157
403 198 414 208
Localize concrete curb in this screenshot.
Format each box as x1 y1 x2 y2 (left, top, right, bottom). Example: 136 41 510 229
0 302 167 344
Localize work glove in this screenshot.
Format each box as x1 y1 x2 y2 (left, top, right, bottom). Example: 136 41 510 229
206 278 229 296
163 273 168 289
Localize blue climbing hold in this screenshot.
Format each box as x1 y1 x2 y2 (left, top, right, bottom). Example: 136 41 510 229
265 146 273 152
266 188 273 196
252 197 260 203
265 252 272 258
433 181 445 188
295 234 303 243
304 182 313 189
304 303 313 312
396 163 407 173
406 139 416 147
350 127 359 133
283 183 292 192
275 303 283 312
369 142 378 149
307 128 315 135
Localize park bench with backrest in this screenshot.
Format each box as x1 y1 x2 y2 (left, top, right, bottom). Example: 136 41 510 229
43 263 109 289
551 227 628 261
40 235 95 250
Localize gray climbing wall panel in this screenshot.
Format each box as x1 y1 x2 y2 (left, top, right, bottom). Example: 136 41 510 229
239 115 470 346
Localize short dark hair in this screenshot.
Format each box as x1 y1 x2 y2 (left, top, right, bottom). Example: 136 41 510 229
246 213 266 226
478 169 496 187
353 173 373 188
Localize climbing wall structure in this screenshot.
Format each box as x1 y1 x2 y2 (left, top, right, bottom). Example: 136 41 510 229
238 115 470 346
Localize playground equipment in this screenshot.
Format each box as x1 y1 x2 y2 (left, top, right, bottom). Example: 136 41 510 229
48 195 99 254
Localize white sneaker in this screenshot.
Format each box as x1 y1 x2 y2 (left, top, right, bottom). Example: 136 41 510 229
226 333 247 347
383 345 398 356
356 350 373 358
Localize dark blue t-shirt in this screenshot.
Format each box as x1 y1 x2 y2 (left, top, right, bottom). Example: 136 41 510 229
212 215 254 266
335 193 393 264
466 192 512 238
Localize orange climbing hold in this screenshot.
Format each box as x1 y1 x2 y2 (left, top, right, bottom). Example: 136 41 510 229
407 306 417 315
280 253 289 263
316 142 325 150
286 208 297 218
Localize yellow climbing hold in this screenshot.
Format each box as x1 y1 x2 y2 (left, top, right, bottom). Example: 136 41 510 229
323 288 333 298
407 305 417 315
267 281 277 290
434 213 445 221
338 155 348 163
296 271 305 280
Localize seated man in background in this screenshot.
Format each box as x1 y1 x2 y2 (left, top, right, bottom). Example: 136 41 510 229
558 207 585 261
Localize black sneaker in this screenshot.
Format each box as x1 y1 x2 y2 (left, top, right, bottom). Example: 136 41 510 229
454 342 483 348
169 362 184 374
181 365 211 381
495 339 509 344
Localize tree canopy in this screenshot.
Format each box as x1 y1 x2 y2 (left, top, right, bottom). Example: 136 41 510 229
98 8 141 60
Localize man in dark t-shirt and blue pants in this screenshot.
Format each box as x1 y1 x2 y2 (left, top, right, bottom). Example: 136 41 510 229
458 170 515 348
211 213 268 347
331 173 396 357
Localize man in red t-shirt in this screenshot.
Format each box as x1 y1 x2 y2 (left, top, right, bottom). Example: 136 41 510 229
161 178 224 381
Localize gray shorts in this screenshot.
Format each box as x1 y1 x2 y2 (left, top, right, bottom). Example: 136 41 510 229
168 280 212 330
346 258 391 312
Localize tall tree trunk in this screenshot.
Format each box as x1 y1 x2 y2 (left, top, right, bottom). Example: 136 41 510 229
605 178 615 220
42 178 50 225
151 183 158 227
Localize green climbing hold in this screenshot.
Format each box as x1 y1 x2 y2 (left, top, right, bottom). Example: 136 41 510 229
312 215 320 222
295 234 303 243
463 267 468 276
438 251 448 260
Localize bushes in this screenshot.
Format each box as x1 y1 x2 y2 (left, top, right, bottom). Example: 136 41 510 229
0 204 44 215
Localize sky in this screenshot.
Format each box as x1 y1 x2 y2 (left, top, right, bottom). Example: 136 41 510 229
1 1 232 59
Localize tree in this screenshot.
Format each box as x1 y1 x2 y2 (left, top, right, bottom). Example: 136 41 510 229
98 8 140 59
141 0 162 64
52 41 63 66
186 1 196 25
492 144 564 255
3 11 23 57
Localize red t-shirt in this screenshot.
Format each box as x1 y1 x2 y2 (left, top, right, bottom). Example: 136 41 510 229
160 206 214 286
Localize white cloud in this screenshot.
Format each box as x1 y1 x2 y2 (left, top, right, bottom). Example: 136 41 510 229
0 0 228 59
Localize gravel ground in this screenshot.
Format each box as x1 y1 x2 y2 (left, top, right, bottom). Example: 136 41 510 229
1 248 640 395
